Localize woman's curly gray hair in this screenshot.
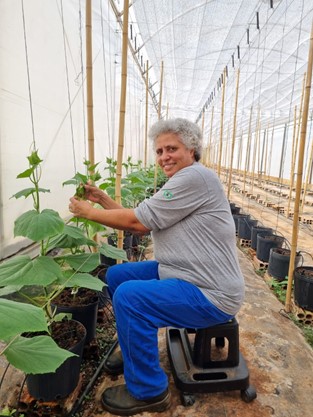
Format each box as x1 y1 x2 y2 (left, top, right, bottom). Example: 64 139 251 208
148 118 203 161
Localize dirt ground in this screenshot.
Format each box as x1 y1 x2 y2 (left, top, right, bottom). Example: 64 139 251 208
2 177 313 417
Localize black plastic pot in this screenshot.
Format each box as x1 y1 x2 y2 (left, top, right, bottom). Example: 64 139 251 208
294 266 313 311
232 214 250 233
26 320 86 401
268 248 301 281
100 233 133 266
251 226 273 250
230 203 241 215
256 234 284 262
52 290 99 344
238 218 258 240
97 267 111 308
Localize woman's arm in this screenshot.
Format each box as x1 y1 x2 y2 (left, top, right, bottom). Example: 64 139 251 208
69 197 150 234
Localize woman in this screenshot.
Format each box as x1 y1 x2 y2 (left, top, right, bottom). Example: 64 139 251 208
69 118 245 416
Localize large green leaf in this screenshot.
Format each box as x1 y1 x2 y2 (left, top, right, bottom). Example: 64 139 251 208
59 270 104 291
60 253 100 272
14 209 64 241
100 242 129 262
0 255 62 287
4 335 75 374
11 187 50 199
0 299 48 340
0 285 22 296
48 224 97 250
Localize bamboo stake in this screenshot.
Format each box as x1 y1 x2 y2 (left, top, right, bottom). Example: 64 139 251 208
250 107 261 196
286 106 299 216
285 22 313 312
227 69 240 200
86 0 95 166
200 110 205 164
217 69 226 178
224 121 230 183
263 122 270 180
144 60 149 168
287 75 306 216
243 106 253 195
115 0 130 255
207 106 214 167
154 61 164 193
302 130 313 211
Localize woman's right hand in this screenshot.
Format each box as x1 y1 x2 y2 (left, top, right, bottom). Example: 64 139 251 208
83 183 105 204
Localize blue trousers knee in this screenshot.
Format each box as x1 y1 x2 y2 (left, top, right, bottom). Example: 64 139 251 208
105 260 233 400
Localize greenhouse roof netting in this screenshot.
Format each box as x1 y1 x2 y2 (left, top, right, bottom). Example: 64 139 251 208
128 0 313 129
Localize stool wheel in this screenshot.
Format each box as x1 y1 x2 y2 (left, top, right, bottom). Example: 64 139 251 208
241 385 257 403
181 392 195 406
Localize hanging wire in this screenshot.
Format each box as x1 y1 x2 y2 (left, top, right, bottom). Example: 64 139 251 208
100 0 112 157
60 0 77 173
78 0 88 160
21 0 36 149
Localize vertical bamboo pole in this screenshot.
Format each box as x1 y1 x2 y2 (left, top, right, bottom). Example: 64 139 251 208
154 61 164 193
217 69 226 178
144 60 149 168
287 75 306 217
207 106 214 167
285 22 313 312
263 122 270 184
115 0 129 253
250 108 261 196
200 110 205 164
227 69 240 200
243 106 253 195
86 0 95 166
302 135 313 211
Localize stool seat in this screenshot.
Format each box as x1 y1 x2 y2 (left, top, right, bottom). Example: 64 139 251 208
166 318 257 405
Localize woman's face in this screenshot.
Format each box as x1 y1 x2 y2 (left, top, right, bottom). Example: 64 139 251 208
155 133 195 177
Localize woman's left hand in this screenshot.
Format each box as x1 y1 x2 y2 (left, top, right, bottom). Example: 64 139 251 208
69 196 93 219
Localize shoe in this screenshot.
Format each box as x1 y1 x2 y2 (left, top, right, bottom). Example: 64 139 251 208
103 350 124 375
101 384 171 416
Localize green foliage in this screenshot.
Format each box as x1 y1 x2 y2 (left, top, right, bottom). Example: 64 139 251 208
269 278 289 304
0 150 104 374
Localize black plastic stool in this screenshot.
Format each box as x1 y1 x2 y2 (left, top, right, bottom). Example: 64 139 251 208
166 318 257 406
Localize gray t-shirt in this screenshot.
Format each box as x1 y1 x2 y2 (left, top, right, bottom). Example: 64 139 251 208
134 162 245 315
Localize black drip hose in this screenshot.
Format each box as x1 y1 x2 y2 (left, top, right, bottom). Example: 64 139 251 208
68 339 119 417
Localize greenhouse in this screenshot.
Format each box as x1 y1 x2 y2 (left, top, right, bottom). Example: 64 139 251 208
1 0 313 416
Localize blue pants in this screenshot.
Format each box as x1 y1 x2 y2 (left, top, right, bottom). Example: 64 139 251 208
106 260 233 400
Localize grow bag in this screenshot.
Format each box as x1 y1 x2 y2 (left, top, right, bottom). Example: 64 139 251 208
250 226 273 250
256 234 284 262
27 320 86 401
268 248 301 281
230 202 241 215
294 266 313 311
232 214 250 233
52 289 99 344
238 218 258 240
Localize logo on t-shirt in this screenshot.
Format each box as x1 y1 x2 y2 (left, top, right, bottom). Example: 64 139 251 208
163 189 173 199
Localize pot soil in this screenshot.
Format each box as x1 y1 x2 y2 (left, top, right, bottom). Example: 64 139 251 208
52 288 99 344
26 319 86 401
294 266 313 311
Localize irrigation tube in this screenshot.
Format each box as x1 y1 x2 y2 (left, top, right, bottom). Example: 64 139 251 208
69 339 119 417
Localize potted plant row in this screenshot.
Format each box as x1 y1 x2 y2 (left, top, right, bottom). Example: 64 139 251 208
0 151 127 402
